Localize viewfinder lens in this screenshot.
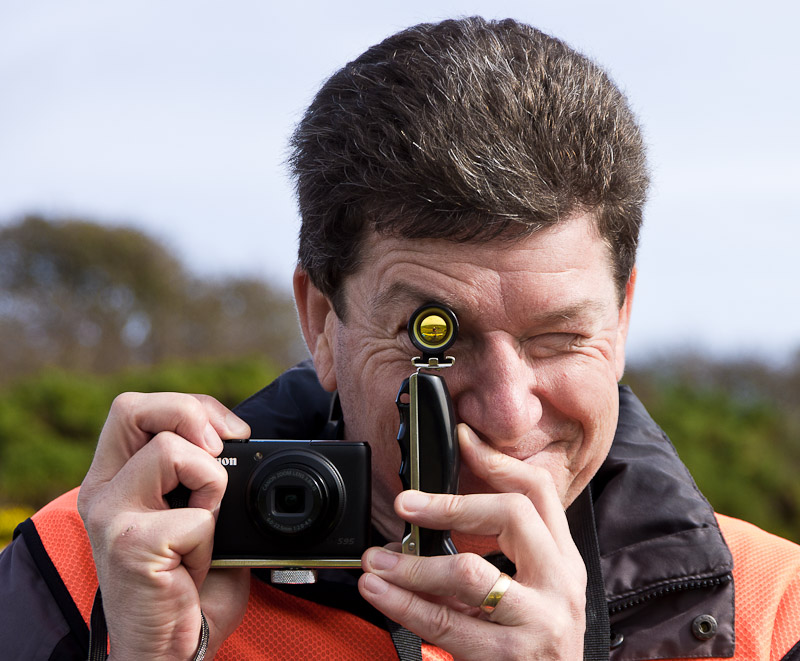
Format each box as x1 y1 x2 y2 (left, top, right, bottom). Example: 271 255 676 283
419 315 448 343
408 303 458 355
274 486 306 514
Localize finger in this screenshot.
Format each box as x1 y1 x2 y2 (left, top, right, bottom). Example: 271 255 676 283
395 490 561 580
362 547 525 623
359 572 519 659
98 506 217 589
160 508 218 588
458 423 576 557
113 431 228 513
191 393 251 443
91 392 250 483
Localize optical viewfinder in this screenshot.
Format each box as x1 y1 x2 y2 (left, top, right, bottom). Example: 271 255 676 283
408 303 458 357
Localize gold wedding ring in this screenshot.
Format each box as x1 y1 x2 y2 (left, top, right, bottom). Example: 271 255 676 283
479 572 513 615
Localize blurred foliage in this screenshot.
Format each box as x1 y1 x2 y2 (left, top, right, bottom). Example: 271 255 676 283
0 357 281 513
624 353 800 542
0 506 34 548
0 215 306 383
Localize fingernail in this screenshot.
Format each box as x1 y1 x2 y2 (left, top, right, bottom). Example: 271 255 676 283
369 548 399 571
458 423 480 446
401 491 431 511
204 422 223 453
226 412 251 439
362 573 388 595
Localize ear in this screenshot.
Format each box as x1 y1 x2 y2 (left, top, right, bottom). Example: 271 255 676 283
293 266 338 392
614 266 637 381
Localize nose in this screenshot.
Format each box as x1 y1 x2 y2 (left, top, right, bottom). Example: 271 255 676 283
451 335 542 451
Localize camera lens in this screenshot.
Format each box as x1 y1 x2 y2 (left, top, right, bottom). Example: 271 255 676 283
248 450 346 540
275 486 306 514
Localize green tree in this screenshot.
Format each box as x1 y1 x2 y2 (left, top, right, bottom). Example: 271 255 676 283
0 216 306 383
0 357 281 510
624 356 800 542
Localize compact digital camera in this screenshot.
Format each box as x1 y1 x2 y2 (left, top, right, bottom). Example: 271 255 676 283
168 301 460 573
199 439 371 568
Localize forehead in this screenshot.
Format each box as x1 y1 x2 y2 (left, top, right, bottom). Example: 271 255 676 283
346 213 618 321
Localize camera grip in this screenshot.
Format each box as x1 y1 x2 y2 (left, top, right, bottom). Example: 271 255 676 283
396 372 459 556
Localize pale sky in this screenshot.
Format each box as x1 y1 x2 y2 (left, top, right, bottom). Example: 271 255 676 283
1 0 798 364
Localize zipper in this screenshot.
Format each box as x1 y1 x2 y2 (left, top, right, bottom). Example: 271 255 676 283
608 573 733 614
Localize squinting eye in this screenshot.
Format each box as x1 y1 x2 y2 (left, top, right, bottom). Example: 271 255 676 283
525 333 580 357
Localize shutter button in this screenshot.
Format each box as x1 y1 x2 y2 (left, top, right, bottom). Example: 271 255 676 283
691 614 718 640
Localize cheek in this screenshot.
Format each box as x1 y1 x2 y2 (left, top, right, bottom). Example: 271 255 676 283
540 355 620 447
550 360 620 504
561 362 619 454
335 364 406 507
335 356 409 454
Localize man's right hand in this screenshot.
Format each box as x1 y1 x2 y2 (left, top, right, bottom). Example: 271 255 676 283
78 392 252 660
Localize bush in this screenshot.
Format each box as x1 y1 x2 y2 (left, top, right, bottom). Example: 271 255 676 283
0 357 281 510
0 506 35 549
623 366 800 542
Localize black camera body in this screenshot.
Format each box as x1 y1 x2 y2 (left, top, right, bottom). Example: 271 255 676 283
209 439 371 568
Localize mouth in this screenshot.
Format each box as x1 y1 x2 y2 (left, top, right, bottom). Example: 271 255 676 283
455 433 577 499
468 427 570 462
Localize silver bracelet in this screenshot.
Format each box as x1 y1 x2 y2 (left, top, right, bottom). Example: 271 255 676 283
194 610 210 661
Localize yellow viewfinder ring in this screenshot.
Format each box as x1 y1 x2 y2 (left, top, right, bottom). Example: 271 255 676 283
408 304 458 355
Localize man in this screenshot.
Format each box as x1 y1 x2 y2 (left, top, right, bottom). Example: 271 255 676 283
2 16 799 661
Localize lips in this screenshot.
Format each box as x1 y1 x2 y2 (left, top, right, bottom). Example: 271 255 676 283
466 426 580 465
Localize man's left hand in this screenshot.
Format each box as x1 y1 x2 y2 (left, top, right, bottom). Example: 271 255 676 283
358 424 587 660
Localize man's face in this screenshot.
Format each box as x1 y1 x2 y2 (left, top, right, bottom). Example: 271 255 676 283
302 213 634 541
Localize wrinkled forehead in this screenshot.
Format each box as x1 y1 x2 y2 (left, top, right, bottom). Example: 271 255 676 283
361 211 613 274
328 210 623 322
342 214 619 315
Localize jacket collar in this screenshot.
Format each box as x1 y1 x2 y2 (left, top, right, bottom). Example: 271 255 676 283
592 386 734 659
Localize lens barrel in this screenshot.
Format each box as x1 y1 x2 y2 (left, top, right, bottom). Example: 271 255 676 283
249 450 346 540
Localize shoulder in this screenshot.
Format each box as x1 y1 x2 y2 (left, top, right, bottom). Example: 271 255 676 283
717 513 800 573
234 360 334 439
0 488 93 659
717 513 800 594
716 514 800 660
29 487 98 625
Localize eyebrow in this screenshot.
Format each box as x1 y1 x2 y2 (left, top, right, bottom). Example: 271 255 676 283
370 281 611 327
369 282 452 312
535 300 610 325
